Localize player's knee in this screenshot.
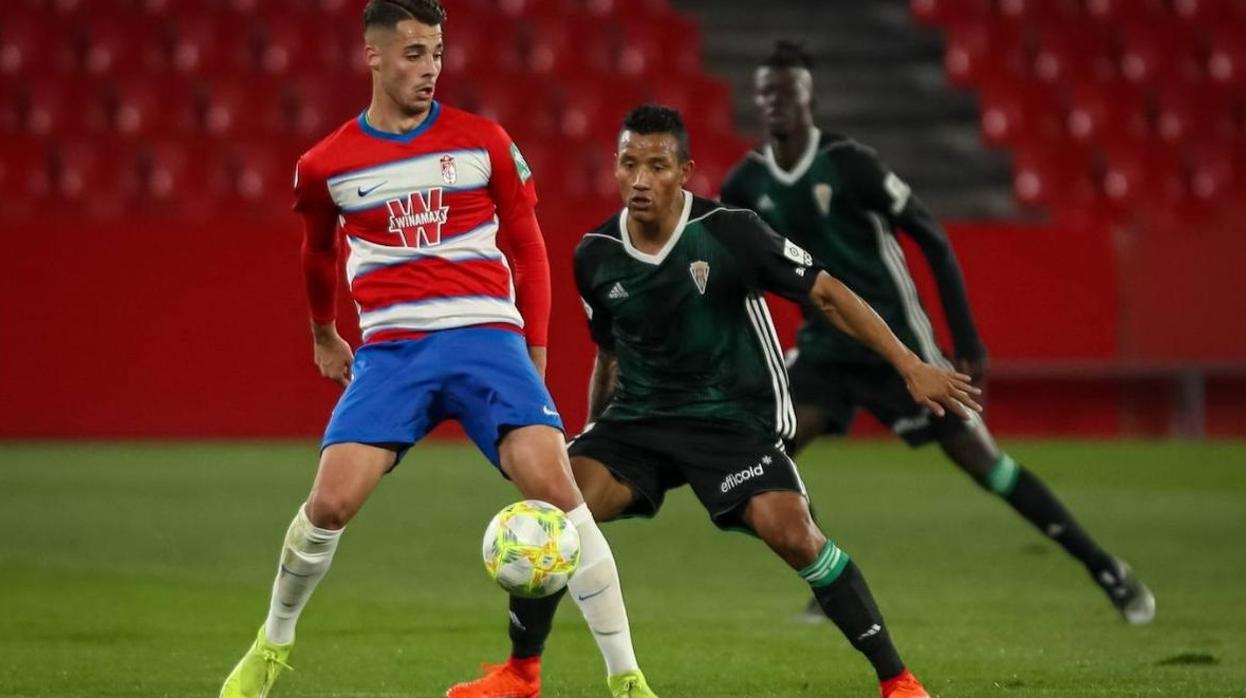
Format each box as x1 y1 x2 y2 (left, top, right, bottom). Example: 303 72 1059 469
765 525 825 569
943 438 1016 495
516 477 580 513
499 426 583 511
747 494 824 568
305 491 358 530
571 459 632 522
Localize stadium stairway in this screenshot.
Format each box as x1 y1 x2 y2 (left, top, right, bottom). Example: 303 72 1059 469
671 0 1018 219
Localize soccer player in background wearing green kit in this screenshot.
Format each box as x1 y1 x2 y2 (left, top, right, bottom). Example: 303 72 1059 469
719 41 1155 625
453 104 986 698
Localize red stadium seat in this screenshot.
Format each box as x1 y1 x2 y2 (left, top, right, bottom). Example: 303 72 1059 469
0 137 54 219
141 0 305 15
133 0 222 14
1065 81 1150 146
1206 28 1246 87
996 0 1081 24
1083 0 1170 24
440 13 505 78
578 0 670 18
463 0 558 17
1031 25 1117 85
910 0 991 27
619 14 702 77
110 76 200 138
22 82 110 135
1 16 77 77
648 75 736 140
200 78 288 137
977 79 1064 147
52 139 143 218
167 14 256 76
256 16 343 76
943 19 1026 88
137 140 228 215
1186 141 1246 206
1171 0 1246 25
287 75 371 138
512 15 611 78
80 17 166 76
1011 144 1099 212
556 79 647 145
43 0 134 18
240 0 321 16
317 0 367 19
1100 141 1187 214
0 80 23 133
1117 22 1204 86
687 133 752 197
226 141 300 207
1154 84 1237 146
457 75 560 143
488 18 543 75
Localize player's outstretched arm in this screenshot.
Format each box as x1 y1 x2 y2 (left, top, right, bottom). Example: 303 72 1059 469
586 348 618 425
896 198 988 384
808 271 982 418
844 145 988 384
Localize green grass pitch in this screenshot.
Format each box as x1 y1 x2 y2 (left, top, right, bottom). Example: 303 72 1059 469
1 440 1243 697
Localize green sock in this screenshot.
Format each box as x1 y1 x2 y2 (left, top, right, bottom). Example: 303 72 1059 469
986 453 1021 495
798 541 851 587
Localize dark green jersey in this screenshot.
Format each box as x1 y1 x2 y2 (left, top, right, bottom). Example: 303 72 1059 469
574 193 823 440
720 129 984 367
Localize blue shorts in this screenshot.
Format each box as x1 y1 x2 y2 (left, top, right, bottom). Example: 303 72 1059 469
322 327 564 468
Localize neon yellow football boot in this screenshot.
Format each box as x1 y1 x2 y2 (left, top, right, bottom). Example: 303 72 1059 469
219 626 293 698
608 669 659 698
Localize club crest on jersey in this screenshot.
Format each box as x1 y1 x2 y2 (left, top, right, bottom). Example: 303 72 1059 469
813 183 833 216
386 188 449 248
689 260 710 295
440 155 457 185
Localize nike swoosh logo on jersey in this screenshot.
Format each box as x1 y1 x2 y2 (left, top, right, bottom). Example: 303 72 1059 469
357 181 387 197
542 406 559 417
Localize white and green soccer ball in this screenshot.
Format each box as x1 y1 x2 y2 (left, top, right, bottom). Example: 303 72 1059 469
482 500 580 598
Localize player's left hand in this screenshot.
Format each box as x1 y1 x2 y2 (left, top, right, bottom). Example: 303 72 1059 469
527 345 547 379
955 355 989 410
955 356 988 386
902 361 983 419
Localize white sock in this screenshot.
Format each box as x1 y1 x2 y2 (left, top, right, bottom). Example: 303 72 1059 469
263 506 343 645
564 503 639 676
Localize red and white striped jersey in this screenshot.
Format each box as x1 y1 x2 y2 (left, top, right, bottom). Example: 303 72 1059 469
294 102 538 344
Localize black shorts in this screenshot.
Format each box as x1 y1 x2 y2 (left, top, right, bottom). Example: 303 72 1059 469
567 419 807 531
786 351 978 447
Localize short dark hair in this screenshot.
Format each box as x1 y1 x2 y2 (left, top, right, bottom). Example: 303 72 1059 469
620 104 690 161
763 40 813 70
363 0 446 32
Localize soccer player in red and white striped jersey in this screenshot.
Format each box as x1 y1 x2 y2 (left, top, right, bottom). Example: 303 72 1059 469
219 3 656 697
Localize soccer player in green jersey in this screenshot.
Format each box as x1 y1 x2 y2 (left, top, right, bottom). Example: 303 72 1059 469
719 40 1155 625
450 105 985 698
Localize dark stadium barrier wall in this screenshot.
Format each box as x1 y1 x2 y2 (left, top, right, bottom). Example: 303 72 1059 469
2 211 1242 439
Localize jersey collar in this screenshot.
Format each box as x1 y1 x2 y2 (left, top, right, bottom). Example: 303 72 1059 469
357 101 441 144
617 190 693 265
761 126 821 186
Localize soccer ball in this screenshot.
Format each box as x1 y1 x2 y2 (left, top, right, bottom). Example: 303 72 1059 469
482 500 581 598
